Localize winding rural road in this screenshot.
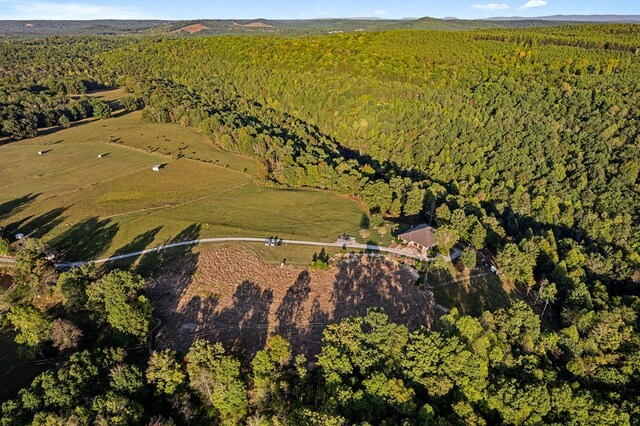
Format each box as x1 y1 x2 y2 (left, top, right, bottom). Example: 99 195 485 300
0 237 461 269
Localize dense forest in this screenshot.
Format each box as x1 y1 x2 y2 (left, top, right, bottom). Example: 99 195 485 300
104 26 639 270
0 38 118 139
1 241 638 425
1 24 640 425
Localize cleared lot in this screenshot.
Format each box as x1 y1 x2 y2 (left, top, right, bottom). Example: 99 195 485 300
147 245 436 359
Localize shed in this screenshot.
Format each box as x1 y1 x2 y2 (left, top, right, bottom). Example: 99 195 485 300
152 165 162 172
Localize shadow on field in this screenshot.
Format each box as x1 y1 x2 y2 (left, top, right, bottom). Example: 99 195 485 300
4 207 66 238
274 271 312 345
331 258 429 326
429 264 515 316
22 208 67 239
0 193 41 222
284 257 435 357
34 108 129 139
137 223 201 275
195 280 274 361
144 223 280 358
110 226 164 270
145 233 443 361
51 216 119 261
3 207 67 241
142 224 204 350
35 117 99 139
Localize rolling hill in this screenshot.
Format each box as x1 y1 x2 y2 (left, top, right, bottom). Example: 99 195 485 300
0 15 629 37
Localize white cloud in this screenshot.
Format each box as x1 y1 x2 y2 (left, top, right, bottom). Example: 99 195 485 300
471 3 510 11
0 0 156 19
312 6 330 16
519 0 548 9
373 9 386 16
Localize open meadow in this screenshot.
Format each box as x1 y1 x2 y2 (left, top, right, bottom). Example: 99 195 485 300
0 110 365 262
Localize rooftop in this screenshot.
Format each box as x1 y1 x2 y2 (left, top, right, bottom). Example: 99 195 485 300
398 224 436 249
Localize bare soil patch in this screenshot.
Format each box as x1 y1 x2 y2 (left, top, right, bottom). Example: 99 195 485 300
232 22 274 28
172 23 210 34
147 246 436 360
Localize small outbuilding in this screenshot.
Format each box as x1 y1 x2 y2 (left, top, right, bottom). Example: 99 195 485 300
38 150 44 155
152 165 162 172
398 224 437 255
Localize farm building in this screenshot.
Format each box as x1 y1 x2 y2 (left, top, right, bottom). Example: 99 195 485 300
398 224 436 255
152 165 162 171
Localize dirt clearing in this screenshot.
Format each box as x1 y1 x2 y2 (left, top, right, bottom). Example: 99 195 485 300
232 22 274 29
172 23 209 34
147 245 437 360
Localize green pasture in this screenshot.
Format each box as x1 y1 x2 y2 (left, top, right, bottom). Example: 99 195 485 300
0 110 365 261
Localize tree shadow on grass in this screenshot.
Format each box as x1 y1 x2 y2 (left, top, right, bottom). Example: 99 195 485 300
136 223 201 276
284 295 331 360
198 280 274 361
329 256 434 331
21 208 66 239
152 278 274 361
51 217 119 262
2 215 33 238
141 224 203 352
109 226 163 270
3 207 68 246
430 265 516 317
273 256 436 359
0 193 41 222
274 271 312 348
33 108 131 140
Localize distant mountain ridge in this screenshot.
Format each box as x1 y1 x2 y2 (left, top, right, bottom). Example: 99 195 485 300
0 15 638 37
487 14 640 23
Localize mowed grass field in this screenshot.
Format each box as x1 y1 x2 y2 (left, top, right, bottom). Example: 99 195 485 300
0 110 365 261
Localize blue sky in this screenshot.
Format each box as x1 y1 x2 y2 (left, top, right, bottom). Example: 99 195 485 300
0 0 638 20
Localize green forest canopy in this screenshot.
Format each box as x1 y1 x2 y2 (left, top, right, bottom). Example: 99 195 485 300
1 23 640 425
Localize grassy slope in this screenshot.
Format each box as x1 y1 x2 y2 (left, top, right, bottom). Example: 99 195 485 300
0 111 365 261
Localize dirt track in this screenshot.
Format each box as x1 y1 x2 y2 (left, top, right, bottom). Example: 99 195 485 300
147 246 437 360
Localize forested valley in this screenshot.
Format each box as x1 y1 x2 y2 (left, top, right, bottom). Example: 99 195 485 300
1 24 640 425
